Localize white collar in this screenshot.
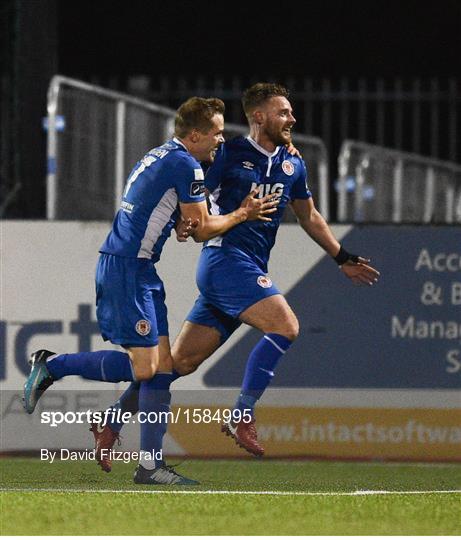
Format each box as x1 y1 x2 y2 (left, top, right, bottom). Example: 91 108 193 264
246 136 280 158
173 137 188 151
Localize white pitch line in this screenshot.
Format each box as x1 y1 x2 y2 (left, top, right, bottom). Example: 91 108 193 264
1 488 460 496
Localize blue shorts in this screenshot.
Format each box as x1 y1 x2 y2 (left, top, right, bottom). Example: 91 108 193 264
186 246 280 342
95 253 169 347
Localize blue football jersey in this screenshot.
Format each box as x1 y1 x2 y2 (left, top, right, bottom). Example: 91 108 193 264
100 138 206 262
204 136 311 271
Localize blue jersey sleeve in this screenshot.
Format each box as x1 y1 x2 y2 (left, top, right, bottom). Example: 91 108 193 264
204 145 226 194
290 160 312 200
174 155 206 203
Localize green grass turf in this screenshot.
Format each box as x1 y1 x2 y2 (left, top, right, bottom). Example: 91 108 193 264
1 458 460 535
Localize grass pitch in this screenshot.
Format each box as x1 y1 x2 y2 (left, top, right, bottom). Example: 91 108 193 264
1 458 460 535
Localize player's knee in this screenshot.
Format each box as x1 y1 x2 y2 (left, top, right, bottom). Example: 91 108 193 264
133 364 156 381
131 359 157 381
173 354 199 376
280 319 299 342
128 347 159 381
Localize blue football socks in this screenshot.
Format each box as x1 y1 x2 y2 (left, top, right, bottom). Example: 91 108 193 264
107 370 181 434
234 333 292 418
107 381 141 432
46 350 135 382
138 372 176 470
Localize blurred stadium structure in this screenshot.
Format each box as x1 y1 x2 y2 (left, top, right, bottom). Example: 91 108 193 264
44 76 460 224
129 76 460 165
45 76 329 222
337 141 461 223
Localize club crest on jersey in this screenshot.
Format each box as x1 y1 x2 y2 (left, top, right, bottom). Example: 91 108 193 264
257 275 273 288
242 161 254 170
282 160 295 176
135 320 151 336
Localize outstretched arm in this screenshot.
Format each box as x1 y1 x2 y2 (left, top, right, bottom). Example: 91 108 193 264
290 197 380 285
179 190 279 242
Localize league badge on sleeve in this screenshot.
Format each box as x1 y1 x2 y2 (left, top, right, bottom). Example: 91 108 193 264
282 160 295 176
190 182 205 196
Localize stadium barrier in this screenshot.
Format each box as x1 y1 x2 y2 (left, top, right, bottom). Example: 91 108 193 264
46 75 329 221
134 75 461 167
2 221 460 461
337 140 461 223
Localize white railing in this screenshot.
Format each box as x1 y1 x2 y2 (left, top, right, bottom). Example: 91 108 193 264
337 140 461 223
46 76 329 221
47 76 174 220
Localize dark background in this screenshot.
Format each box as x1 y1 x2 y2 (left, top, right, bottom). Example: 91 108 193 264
2 0 461 218
57 1 461 79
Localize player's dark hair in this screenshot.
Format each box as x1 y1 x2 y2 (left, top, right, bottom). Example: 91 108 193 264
174 97 225 138
242 83 290 119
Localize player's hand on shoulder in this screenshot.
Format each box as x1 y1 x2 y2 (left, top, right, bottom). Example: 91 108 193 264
241 189 280 222
286 142 302 158
340 256 380 286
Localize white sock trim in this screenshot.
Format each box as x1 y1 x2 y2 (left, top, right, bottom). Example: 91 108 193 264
101 357 107 381
128 357 137 381
263 335 287 354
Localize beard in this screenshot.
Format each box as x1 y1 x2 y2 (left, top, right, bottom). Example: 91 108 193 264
208 147 218 162
264 123 292 146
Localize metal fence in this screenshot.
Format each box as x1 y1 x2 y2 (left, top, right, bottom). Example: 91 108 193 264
47 76 174 220
46 76 329 221
122 76 460 165
103 75 461 223
337 140 461 223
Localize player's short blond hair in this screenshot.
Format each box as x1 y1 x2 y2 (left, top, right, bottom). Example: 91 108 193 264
242 83 290 119
174 97 225 138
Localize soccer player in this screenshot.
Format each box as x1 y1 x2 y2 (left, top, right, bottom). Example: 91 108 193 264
174 83 380 456
22 96 278 484
91 83 380 466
